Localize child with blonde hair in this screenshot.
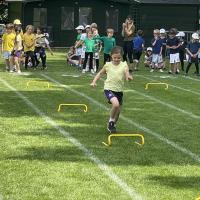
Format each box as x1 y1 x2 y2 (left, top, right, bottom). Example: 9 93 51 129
23 25 36 70
11 27 23 73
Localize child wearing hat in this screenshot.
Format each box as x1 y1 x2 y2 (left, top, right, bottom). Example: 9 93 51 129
185 33 200 76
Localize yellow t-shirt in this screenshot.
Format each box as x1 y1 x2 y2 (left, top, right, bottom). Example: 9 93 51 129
103 61 128 92
23 33 35 52
2 32 16 51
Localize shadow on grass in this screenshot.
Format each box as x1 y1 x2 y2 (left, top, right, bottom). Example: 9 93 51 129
148 175 200 189
7 146 89 163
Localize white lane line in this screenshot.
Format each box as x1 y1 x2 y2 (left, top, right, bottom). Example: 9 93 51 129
127 89 200 119
41 74 200 163
182 76 200 82
136 74 200 96
0 77 143 200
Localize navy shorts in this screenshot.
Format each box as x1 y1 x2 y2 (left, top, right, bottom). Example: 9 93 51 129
104 90 123 105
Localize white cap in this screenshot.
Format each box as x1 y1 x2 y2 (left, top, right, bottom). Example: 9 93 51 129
160 28 166 34
75 25 84 30
85 25 91 29
147 47 153 51
176 31 185 37
192 33 199 40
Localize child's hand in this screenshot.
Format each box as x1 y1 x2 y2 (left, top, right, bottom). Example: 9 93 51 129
90 82 97 87
127 75 133 81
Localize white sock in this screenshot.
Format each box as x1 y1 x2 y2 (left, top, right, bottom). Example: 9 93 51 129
109 118 115 122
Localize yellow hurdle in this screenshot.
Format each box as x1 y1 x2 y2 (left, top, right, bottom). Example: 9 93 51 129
57 103 88 112
145 82 168 90
102 133 144 147
26 81 50 88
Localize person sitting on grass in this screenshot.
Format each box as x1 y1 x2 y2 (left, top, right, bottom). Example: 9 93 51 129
144 47 153 68
185 33 200 76
90 46 133 133
66 46 79 67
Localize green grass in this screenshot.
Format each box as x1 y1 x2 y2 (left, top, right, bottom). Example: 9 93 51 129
0 51 200 200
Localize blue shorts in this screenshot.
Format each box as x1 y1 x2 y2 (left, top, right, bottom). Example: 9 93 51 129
104 90 123 105
2 51 12 59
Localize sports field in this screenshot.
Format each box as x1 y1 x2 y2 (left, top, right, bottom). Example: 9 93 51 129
0 51 200 200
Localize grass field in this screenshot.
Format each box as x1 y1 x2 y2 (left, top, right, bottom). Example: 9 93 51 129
0 51 200 200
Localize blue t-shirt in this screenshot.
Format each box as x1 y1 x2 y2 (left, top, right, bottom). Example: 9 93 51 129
186 42 200 54
166 37 180 54
151 38 163 54
133 36 144 52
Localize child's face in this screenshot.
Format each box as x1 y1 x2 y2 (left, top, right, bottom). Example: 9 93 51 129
88 32 93 38
111 53 122 65
154 33 159 38
7 28 13 34
147 50 152 55
27 27 33 34
169 34 175 39
77 29 82 34
107 32 113 37
37 28 41 34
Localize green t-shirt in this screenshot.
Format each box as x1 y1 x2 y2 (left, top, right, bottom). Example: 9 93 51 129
101 36 116 54
84 38 95 52
93 34 102 53
103 61 128 92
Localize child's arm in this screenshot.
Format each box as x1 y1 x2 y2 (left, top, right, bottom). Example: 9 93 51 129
125 66 133 81
75 40 84 48
46 44 53 55
185 48 193 57
90 67 106 87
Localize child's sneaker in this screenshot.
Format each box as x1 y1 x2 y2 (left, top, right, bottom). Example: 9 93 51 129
82 69 86 73
90 69 95 74
159 69 164 72
107 121 116 133
168 70 172 74
17 70 21 74
150 69 154 72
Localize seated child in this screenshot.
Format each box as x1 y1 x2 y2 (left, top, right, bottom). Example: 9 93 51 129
144 47 153 68
66 46 79 67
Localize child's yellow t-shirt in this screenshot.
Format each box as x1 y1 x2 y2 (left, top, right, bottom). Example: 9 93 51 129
103 61 128 92
23 33 35 52
2 32 16 52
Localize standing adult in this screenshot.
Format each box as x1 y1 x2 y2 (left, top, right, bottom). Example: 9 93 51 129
121 15 135 70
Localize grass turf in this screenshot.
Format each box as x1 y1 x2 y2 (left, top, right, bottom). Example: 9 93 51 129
0 51 200 200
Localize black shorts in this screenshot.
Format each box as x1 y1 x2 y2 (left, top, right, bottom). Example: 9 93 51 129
133 50 142 61
104 90 123 105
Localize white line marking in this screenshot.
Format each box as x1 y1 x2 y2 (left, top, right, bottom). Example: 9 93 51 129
136 74 200 96
182 76 200 82
0 77 143 200
41 74 200 163
128 89 200 119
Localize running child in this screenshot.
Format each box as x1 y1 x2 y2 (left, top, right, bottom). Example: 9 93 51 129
90 46 133 133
